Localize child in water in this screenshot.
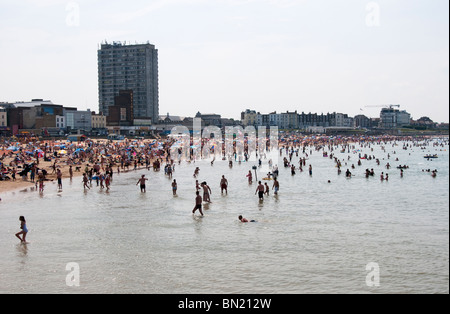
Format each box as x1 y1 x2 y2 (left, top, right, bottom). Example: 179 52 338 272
15 216 28 243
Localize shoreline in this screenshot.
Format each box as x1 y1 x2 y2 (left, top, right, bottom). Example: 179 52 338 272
0 160 85 194
0 162 159 194
1 138 164 195
2 134 448 195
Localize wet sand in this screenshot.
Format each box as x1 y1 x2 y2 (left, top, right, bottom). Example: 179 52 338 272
0 158 84 193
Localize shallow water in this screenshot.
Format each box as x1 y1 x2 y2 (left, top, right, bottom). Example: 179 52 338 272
0 140 448 293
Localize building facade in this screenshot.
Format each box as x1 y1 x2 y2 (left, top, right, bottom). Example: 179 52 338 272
0 106 8 136
195 112 222 127
64 108 92 133
98 42 159 123
0 107 7 127
91 112 106 129
380 108 411 128
353 114 372 128
241 109 257 127
106 89 134 126
397 110 411 127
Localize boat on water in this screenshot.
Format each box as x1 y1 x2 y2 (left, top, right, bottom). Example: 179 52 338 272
424 154 438 159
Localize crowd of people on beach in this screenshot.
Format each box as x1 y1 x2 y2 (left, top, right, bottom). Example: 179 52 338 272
1 134 448 240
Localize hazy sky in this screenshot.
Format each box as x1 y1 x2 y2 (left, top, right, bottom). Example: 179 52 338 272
0 0 448 122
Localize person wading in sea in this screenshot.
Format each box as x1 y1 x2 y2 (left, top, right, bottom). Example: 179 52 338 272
136 175 148 193
192 191 204 216
220 175 228 194
255 181 265 201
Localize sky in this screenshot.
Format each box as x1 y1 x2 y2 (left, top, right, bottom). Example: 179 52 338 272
0 0 448 122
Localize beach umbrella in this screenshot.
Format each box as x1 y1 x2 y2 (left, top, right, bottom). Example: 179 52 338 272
7 146 18 151
32 150 44 158
58 150 68 155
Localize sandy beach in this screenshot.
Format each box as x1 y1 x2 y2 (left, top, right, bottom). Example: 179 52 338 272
0 138 165 195
0 158 83 193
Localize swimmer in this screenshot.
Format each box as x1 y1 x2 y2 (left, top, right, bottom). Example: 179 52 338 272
238 215 256 223
193 167 199 178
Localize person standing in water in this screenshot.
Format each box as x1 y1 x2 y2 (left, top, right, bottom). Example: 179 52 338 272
272 178 280 195
192 191 204 216
56 168 63 191
38 171 45 192
15 216 28 243
220 175 228 194
264 182 270 196
172 179 177 196
105 172 111 191
246 170 253 184
195 180 200 192
82 173 90 190
255 181 265 201
136 175 148 193
201 182 212 203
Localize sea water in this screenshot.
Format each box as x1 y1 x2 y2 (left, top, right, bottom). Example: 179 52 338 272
0 139 448 293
